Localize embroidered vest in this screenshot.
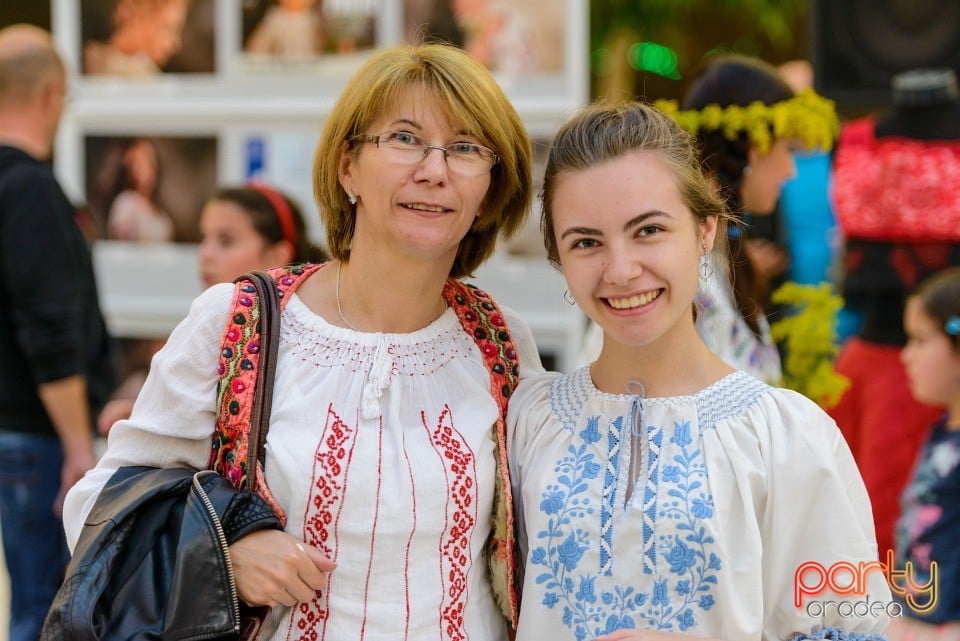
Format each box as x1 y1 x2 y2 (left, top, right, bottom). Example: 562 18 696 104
208 262 522 626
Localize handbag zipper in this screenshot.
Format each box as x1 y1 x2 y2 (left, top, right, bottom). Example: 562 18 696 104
193 470 242 635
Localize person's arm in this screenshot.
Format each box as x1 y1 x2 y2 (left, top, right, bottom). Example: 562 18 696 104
61 281 339 605
37 376 96 516
761 391 890 639
61 284 237 549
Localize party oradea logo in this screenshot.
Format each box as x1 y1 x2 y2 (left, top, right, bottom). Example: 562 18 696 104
794 551 937 619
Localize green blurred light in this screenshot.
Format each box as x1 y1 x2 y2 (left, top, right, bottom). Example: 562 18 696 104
627 41 680 80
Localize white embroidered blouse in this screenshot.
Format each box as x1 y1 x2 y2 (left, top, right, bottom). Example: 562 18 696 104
508 367 890 641
64 282 544 641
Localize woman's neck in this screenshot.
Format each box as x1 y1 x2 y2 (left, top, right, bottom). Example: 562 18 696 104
333 252 451 334
590 323 733 398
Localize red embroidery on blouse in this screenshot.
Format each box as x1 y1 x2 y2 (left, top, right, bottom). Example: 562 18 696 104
210 264 523 632
426 405 477 641
292 405 358 640
402 438 418 639
359 419 384 639
833 117 960 242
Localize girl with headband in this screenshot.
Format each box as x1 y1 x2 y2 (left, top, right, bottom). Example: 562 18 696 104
197 184 324 288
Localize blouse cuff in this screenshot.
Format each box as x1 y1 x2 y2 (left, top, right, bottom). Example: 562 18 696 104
790 627 887 641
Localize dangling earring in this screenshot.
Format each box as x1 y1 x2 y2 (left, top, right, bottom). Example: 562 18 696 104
699 244 713 281
347 191 357 205
742 165 753 176
563 290 575 305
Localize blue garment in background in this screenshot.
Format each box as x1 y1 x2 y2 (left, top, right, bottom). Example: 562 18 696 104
896 415 960 623
779 149 863 341
0 432 69 641
780 150 836 285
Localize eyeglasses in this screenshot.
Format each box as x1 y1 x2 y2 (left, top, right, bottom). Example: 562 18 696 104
352 130 500 177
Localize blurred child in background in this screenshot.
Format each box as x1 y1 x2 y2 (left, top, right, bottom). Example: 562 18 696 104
890 266 960 640
198 184 324 287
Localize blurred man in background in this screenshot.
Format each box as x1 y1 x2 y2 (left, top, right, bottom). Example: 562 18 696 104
0 24 115 641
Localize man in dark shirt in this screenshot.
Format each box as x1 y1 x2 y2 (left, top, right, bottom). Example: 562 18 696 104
0 25 115 641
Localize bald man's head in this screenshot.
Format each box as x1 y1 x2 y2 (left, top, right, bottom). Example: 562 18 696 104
0 24 65 107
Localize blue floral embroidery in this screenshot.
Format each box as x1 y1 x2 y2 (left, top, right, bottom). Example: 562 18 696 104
791 626 888 641
531 416 721 638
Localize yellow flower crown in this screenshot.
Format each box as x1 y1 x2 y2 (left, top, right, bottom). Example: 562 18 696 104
653 88 840 153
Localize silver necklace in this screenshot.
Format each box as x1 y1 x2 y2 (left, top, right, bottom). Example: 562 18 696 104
335 261 360 332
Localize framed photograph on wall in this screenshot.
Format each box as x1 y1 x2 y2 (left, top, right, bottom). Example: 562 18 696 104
75 128 218 340
227 0 393 83
403 0 588 120
241 0 377 61
75 0 216 77
83 133 218 243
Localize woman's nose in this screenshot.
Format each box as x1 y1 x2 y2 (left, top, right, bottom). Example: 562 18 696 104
414 146 450 182
603 249 640 286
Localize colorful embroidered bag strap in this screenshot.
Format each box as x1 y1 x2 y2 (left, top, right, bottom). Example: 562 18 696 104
209 262 323 522
442 278 522 626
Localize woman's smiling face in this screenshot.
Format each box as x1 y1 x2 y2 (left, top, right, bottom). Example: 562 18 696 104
552 150 716 350
338 85 492 268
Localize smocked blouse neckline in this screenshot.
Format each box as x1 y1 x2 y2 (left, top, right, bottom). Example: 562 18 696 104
580 366 750 405
286 292 459 344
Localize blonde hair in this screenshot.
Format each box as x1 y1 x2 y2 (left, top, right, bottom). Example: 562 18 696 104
313 43 532 278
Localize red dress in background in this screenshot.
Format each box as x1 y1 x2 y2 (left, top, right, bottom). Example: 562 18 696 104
830 117 960 558
828 339 942 558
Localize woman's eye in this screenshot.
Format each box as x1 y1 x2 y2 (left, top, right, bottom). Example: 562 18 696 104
637 226 661 238
389 131 419 145
572 238 598 249
450 142 479 155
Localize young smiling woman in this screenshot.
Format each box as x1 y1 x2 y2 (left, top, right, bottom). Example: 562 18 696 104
507 101 889 641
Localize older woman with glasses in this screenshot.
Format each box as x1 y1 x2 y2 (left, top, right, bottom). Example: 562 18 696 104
63 43 542 640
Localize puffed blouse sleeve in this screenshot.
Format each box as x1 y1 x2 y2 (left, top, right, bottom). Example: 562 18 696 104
62 283 235 551
500 304 546 380
506 371 561 575
744 389 891 641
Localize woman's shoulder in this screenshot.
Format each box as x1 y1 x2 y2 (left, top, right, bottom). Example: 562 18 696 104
507 369 567 451
703 375 846 456
172 282 239 341
510 367 591 430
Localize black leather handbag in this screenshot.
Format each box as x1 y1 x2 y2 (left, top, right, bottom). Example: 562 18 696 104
40 271 283 641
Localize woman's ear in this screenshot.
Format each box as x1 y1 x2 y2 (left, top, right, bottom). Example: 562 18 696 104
337 140 354 198
701 214 719 253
